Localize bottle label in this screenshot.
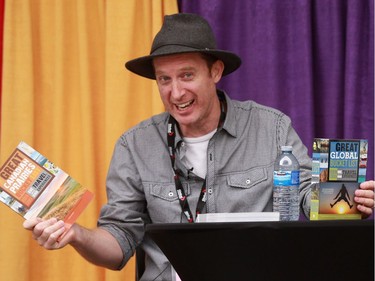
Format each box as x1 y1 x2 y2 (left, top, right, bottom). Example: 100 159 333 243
273 170 300 186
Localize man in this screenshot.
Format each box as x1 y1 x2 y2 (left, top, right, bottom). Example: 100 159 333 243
24 13 374 280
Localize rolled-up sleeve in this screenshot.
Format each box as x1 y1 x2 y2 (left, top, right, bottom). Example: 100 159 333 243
98 136 148 269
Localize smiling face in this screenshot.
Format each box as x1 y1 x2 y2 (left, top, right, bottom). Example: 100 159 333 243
153 53 224 137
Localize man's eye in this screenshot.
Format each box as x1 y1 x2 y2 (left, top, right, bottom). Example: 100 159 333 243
158 76 170 83
183 73 193 79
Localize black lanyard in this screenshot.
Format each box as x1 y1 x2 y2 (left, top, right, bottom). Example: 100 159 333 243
167 93 226 223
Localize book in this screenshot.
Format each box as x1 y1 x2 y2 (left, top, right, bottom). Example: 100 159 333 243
0 141 94 236
310 138 368 220
196 212 280 223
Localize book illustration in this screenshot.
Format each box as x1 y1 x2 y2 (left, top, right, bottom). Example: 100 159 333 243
319 182 358 214
310 138 367 220
329 184 353 209
0 141 94 233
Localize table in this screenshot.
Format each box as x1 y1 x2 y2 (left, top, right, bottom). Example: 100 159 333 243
146 219 374 281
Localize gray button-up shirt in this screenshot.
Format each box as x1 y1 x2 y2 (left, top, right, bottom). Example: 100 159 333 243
98 90 312 280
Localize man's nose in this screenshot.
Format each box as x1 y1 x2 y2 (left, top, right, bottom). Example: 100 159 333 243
171 80 184 99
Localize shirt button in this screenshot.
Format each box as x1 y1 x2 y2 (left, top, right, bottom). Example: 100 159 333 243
181 142 185 147
208 189 213 194
246 179 251 185
168 192 174 197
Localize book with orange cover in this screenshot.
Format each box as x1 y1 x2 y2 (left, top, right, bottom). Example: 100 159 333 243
0 141 94 234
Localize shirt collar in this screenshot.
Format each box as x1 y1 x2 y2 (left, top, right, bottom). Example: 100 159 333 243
217 89 237 138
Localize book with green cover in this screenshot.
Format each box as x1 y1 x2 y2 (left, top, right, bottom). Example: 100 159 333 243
310 138 367 220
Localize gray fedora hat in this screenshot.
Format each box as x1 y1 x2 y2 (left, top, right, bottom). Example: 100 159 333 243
125 13 242 79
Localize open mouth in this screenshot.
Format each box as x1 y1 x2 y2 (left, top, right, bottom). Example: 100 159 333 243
176 100 194 110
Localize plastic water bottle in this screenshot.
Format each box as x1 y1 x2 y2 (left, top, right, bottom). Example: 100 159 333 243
273 146 300 221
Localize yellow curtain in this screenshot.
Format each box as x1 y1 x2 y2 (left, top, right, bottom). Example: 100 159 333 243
0 1 178 281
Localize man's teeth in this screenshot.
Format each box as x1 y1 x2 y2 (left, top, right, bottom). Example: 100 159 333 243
177 100 193 109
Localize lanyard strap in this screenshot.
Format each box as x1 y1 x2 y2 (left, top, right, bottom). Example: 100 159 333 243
167 93 226 223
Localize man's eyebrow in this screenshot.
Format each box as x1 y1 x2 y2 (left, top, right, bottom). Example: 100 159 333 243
177 66 196 74
155 66 196 76
180 66 195 70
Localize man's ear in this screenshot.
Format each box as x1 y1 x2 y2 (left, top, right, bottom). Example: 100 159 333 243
211 60 225 83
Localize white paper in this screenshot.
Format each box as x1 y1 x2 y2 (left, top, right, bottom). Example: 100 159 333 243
196 212 280 223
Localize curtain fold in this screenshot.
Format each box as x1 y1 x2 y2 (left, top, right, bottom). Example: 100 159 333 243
0 1 178 281
0 0 3 130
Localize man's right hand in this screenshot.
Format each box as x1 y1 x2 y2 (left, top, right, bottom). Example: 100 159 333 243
23 218 72 250
23 218 124 270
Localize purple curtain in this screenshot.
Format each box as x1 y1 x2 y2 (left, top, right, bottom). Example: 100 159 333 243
179 0 374 180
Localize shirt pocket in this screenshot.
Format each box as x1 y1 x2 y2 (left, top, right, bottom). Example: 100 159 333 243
227 167 268 189
217 166 271 212
150 182 191 201
146 182 191 223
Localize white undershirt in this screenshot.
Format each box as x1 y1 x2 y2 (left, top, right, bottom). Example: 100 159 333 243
182 129 217 178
